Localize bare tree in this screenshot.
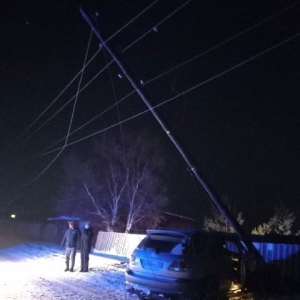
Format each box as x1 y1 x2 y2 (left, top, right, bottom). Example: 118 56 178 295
56 154 112 230
125 165 167 232
203 196 244 233
251 223 270 235
56 129 169 232
252 205 297 235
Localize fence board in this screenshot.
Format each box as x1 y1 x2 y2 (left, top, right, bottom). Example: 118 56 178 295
94 231 145 258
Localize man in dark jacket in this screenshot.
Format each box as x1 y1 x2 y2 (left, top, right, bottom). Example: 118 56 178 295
61 220 81 272
80 222 94 272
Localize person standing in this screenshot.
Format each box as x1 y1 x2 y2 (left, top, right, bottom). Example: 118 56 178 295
80 223 94 272
61 220 81 272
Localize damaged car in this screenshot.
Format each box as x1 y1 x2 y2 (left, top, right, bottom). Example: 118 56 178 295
125 228 246 300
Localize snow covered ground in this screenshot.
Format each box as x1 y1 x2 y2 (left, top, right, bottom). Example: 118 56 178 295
0 241 138 300
0 240 299 300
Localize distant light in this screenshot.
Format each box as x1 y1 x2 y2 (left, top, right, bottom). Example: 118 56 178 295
11 214 16 219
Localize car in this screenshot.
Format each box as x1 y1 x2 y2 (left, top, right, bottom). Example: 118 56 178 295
125 228 246 300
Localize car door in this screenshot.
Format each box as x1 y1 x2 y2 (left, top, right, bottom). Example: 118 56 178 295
206 236 235 281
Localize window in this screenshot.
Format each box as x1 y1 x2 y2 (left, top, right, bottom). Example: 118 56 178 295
138 234 185 254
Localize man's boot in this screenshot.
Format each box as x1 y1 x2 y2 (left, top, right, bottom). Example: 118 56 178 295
70 262 74 272
64 262 69 272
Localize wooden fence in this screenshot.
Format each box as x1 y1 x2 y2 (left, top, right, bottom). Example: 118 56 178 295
0 219 67 245
94 231 146 259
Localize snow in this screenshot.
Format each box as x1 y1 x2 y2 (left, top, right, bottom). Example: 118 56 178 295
0 242 138 300
0 240 300 300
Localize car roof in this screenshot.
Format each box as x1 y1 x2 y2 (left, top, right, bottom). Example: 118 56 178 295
147 228 200 235
146 228 240 241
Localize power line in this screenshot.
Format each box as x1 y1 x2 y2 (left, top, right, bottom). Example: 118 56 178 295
22 60 115 144
10 1 300 192
35 0 300 156
10 0 161 148
121 0 192 52
35 82 132 156
36 30 300 157
6 0 177 197
145 0 300 85
101 0 161 45
19 1 196 148
21 30 93 187
9 47 101 147
102 46 128 169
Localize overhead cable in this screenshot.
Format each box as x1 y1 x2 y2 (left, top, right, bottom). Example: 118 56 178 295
36 0 300 155
36 30 300 157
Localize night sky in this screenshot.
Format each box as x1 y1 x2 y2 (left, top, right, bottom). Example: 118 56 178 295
1 0 300 230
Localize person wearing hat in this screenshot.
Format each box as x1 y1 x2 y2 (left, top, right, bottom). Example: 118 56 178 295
79 222 94 272
61 220 81 272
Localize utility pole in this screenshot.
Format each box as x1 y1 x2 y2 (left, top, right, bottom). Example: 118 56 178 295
80 7 266 271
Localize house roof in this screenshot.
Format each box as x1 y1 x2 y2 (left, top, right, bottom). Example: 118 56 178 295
47 215 81 221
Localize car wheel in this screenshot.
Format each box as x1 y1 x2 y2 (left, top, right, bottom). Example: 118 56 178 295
200 276 220 300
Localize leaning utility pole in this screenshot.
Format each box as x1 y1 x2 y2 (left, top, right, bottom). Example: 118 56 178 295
80 7 266 271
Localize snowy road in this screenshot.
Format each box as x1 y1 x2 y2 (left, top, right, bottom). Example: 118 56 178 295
0 242 299 300
0 243 138 299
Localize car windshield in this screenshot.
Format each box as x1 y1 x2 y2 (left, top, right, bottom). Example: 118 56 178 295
138 234 186 254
